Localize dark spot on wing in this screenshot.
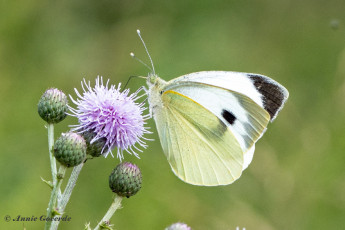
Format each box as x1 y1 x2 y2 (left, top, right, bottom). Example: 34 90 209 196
248 74 285 120
222 110 236 125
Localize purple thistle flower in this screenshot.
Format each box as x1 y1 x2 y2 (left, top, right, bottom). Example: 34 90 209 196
69 76 151 160
165 222 192 230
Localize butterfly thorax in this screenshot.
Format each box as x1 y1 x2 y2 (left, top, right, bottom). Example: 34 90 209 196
146 74 167 116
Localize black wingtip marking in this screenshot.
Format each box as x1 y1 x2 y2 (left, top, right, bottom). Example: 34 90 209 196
222 110 236 125
248 74 286 120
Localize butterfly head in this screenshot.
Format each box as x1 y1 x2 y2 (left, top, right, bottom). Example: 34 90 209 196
147 73 158 85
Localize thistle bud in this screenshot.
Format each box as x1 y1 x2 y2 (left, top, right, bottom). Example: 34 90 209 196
38 88 68 124
82 130 108 157
165 223 192 230
109 162 142 198
54 132 86 167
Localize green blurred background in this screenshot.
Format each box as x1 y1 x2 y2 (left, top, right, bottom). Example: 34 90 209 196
1 0 345 229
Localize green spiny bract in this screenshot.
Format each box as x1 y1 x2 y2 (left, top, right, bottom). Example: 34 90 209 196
38 88 68 124
109 162 142 198
54 132 86 167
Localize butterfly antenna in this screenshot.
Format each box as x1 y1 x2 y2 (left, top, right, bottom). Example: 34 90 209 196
136 29 156 75
130 52 153 72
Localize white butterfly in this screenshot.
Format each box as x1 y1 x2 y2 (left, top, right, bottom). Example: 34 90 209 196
134 30 289 186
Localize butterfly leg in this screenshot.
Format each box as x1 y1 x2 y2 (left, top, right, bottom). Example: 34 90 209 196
139 86 154 118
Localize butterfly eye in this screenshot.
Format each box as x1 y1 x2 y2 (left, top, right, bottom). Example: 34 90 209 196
148 75 156 84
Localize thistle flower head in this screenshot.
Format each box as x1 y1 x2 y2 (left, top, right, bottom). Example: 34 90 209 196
38 88 68 124
54 132 87 167
82 130 108 157
69 77 150 159
109 162 142 198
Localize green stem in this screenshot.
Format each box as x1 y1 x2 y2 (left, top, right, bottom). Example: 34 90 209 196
60 163 84 209
44 165 67 230
47 123 57 185
47 123 62 203
50 163 84 230
94 195 123 230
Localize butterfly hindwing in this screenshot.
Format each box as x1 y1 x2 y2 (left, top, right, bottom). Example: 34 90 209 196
153 90 243 186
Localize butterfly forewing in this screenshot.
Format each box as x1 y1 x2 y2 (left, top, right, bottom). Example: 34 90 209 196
164 81 271 154
166 71 289 122
153 90 244 186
